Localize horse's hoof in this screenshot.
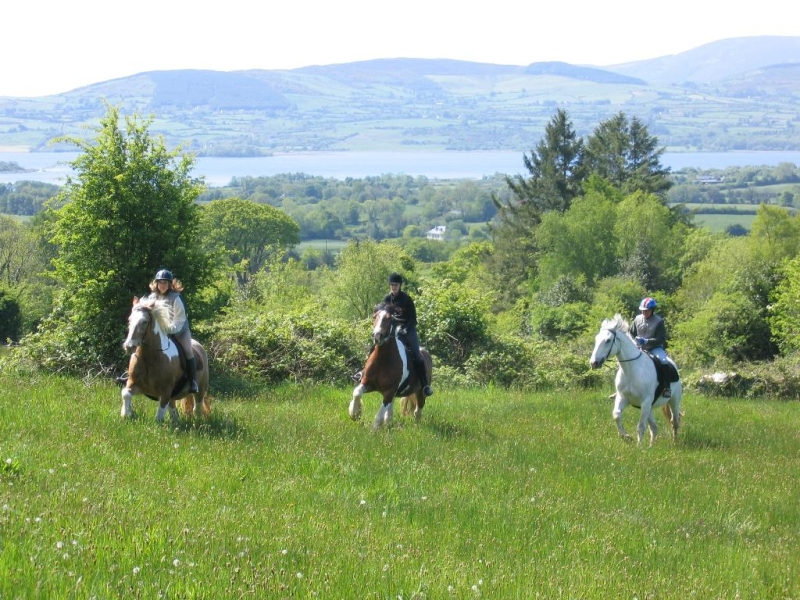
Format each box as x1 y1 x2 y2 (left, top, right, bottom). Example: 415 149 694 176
348 400 362 420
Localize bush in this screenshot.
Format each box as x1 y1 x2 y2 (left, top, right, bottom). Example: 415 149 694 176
200 306 367 385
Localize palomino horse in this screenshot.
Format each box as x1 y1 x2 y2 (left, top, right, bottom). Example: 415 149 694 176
121 297 210 422
350 303 433 429
589 314 682 445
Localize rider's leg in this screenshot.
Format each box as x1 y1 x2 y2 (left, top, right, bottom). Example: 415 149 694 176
176 330 199 393
403 326 432 397
651 348 671 397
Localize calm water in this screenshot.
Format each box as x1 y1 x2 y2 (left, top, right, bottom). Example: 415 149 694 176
2 150 800 187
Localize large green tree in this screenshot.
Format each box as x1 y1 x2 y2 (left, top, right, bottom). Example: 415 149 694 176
29 105 209 373
200 197 300 287
321 239 415 322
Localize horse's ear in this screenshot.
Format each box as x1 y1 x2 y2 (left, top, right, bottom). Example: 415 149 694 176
132 296 139 305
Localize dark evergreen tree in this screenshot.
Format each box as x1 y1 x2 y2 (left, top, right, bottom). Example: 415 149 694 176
493 109 584 236
488 110 584 305
583 112 671 195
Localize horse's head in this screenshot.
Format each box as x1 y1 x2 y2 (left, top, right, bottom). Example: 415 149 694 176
123 298 172 354
123 298 154 354
589 314 630 369
371 303 397 346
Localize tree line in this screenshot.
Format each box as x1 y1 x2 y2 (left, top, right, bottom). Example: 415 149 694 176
3 105 800 395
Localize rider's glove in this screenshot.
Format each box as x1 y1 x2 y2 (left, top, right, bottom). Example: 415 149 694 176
397 327 407 336
635 336 646 346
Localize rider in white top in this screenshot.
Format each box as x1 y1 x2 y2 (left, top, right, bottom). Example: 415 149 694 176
147 269 199 393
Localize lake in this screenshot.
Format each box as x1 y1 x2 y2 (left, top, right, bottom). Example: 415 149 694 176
2 150 800 187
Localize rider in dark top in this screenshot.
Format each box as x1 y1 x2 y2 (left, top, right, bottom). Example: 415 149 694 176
383 272 433 397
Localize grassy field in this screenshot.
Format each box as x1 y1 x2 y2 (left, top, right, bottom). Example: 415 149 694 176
691 212 757 233
0 374 798 599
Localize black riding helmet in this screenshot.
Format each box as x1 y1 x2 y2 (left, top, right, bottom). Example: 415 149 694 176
388 272 403 285
155 269 174 282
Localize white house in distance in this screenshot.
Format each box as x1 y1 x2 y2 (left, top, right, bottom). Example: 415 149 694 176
426 225 446 241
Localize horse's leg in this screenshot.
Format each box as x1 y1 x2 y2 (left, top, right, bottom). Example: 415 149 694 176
664 386 681 441
646 410 660 446
155 396 176 423
350 383 366 420
637 402 656 445
189 352 210 417
121 386 135 418
411 391 424 421
167 399 180 422
612 394 631 440
373 395 394 430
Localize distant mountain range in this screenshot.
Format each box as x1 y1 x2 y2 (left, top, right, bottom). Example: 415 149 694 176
1 36 799 155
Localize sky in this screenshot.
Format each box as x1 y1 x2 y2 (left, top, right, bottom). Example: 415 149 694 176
3 0 797 97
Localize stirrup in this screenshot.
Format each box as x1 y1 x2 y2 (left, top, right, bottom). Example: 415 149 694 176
189 380 199 393
423 385 433 397
662 387 671 398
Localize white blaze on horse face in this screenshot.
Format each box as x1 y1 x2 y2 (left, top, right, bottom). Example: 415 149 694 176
123 308 148 351
372 309 392 345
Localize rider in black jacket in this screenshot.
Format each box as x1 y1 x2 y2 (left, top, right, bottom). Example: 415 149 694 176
383 272 433 397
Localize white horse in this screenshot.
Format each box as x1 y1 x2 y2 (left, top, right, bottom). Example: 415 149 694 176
589 314 682 445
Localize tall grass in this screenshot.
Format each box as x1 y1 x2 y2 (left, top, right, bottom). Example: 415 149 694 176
0 374 797 599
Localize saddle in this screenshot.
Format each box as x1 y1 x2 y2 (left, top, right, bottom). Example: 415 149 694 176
644 351 680 399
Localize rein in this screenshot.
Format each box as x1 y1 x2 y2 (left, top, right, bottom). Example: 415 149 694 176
134 308 170 353
601 328 643 365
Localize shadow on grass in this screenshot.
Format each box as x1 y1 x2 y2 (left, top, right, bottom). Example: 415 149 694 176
420 414 497 442
171 412 246 440
207 372 272 399
676 430 728 450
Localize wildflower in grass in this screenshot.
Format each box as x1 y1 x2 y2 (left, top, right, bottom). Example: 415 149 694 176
297 572 303 579
2 458 21 476
281 549 288 555
56 541 64 550
173 559 180 567
133 567 141 575
360 499 366 506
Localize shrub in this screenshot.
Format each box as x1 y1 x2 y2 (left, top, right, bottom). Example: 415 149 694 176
200 306 367 385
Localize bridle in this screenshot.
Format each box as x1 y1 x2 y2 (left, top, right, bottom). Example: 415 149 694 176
599 327 643 365
372 309 398 346
129 306 170 352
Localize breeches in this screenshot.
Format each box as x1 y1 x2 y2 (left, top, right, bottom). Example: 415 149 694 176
398 326 424 364
174 328 194 357
650 347 667 363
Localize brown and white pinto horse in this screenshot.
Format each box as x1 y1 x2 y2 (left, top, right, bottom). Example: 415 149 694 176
350 303 433 429
121 297 210 422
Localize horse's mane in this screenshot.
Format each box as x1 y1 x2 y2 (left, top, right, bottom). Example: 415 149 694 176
136 298 173 332
374 302 398 315
602 313 630 335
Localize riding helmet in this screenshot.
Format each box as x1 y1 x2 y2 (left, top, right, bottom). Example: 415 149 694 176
155 269 174 282
639 297 657 311
388 272 403 285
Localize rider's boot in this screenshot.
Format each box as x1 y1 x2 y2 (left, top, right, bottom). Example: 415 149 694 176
416 359 433 397
186 357 199 393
